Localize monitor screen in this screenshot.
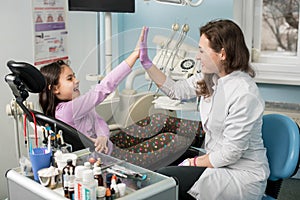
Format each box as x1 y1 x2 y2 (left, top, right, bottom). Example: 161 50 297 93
68 0 135 13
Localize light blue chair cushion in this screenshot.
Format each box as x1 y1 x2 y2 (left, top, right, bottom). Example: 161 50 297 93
262 114 299 199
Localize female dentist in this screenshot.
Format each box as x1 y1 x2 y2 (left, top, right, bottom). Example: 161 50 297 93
138 19 270 200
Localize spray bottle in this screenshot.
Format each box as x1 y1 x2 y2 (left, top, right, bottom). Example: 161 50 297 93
74 165 85 200
82 169 97 200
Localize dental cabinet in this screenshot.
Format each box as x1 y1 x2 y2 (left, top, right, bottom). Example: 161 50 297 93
6 149 178 200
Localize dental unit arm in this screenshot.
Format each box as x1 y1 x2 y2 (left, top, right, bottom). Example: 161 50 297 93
145 23 200 111
147 23 200 82
154 0 204 7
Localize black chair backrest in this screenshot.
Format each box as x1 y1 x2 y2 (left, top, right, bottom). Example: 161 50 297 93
32 111 94 152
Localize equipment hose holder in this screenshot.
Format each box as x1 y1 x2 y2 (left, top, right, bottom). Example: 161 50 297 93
24 111 38 148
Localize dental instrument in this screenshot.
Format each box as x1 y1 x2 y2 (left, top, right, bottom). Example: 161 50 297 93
153 24 190 96
167 24 190 71
110 165 147 181
148 23 180 91
156 23 180 71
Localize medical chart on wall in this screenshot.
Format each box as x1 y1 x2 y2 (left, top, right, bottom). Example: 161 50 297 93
32 0 68 66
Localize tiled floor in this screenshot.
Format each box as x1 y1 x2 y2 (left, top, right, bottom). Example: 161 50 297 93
279 178 300 200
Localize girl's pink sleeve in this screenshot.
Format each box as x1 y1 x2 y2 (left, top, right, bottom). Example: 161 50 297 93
57 61 131 121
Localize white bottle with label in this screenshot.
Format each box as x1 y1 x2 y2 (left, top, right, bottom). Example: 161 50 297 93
74 165 86 200
82 169 97 200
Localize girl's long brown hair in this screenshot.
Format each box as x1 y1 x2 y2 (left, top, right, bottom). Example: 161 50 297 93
39 60 68 117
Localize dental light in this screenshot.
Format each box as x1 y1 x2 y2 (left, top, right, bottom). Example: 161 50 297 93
154 0 204 7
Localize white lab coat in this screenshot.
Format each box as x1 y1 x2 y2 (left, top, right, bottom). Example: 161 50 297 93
160 71 270 200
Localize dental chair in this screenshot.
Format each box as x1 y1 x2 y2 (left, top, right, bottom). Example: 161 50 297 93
5 60 204 171
5 60 95 152
262 113 300 200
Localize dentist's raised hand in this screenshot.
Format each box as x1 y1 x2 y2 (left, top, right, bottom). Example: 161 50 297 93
140 27 153 69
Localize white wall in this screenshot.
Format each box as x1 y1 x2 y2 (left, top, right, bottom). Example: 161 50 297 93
0 2 99 198
0 2 35 198
67 11 99 93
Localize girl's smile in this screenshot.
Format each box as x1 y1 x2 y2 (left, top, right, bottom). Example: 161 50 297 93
54 65 80 101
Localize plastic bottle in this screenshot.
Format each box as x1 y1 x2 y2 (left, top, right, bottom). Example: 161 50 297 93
74 165 85 200
93 167 104 187
110 175 119 198
96 186 106 200
84 161 91 170
82 169 97 200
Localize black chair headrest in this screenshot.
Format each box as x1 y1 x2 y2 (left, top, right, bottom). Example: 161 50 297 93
6 60 45 93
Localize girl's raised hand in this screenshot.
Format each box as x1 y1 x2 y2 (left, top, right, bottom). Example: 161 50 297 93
91 136 109 154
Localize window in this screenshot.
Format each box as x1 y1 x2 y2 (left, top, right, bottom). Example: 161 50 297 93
234 0 300 85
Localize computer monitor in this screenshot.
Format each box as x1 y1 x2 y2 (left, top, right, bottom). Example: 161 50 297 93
68 0 135 13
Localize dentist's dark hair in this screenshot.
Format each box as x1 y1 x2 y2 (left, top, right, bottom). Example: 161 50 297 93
196 19 255 97
39 60 68 117
200 19 254 76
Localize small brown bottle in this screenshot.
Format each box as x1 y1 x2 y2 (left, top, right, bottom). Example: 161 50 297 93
63 168 69 198
62 159 76 197
93 167 104 186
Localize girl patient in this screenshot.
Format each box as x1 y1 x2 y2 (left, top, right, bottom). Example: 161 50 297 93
39 51 139 154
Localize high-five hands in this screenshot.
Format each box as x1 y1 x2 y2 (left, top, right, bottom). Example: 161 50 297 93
139 26 153 69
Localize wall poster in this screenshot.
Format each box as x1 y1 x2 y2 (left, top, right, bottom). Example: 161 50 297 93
32 0 68 66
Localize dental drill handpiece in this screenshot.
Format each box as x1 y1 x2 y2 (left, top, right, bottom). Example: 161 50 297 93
152 22 185 96
153 24 190 96
159 23 180 71
169 24 189 71
163 24 187 73
148 23 179 92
